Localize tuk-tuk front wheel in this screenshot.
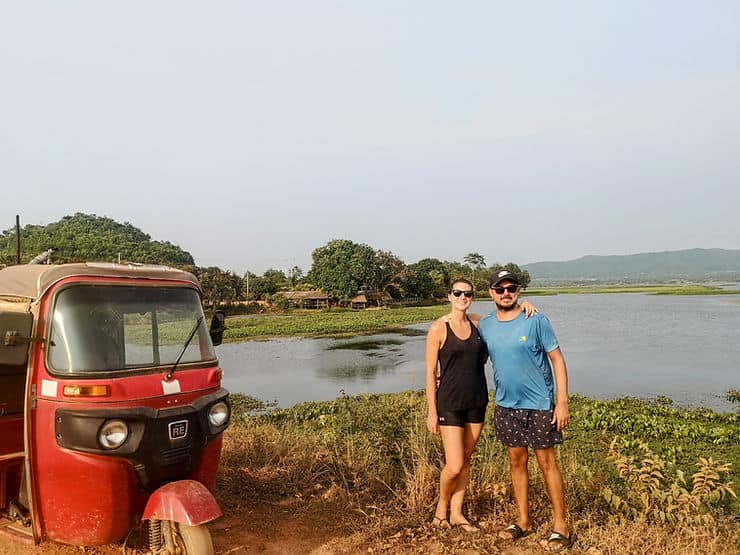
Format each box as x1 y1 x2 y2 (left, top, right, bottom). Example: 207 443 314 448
149 519 214 555
176 522 214 554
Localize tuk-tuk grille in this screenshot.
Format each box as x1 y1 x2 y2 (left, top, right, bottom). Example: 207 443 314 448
161 445 192 467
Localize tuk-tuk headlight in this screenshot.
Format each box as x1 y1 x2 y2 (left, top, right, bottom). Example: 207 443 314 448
98 419 129 449
208 401 229 427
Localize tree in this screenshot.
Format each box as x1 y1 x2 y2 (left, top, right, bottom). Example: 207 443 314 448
287 266 304 288
0 213 194 266
373 250 406 297
245 268 287 300
405 258 451 298
487 262 531 289
463 252 486 285
308 239 379 301
193 266 241 307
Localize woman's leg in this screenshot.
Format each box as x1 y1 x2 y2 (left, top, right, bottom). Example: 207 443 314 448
448 422 484 526
435 425 466 521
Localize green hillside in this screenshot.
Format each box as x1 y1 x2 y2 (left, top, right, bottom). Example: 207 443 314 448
524 248 740 284
0 213 194 267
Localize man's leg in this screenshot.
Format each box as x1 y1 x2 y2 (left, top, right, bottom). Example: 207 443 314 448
500 446 531 537
448 422 484 527
534 447 568 538
435 425 466 521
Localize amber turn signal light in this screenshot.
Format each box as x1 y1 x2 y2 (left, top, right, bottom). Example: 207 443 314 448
63 385 110 397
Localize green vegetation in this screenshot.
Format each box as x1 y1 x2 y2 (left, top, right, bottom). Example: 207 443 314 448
219 391 739 553
1 214 534 308
224 306 449 340
0 213 194 267
222 281 740 340
307 240 530 301
526 284 740 296
5 214 736 322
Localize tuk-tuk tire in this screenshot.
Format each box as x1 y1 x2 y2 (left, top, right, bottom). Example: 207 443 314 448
176 522 214 555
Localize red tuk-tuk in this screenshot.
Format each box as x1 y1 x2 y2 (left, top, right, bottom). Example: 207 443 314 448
0 263 229 553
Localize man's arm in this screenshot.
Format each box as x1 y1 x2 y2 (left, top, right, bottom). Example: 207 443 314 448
547 347 570 431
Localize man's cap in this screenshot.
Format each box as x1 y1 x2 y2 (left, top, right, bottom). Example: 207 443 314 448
489 270 520 288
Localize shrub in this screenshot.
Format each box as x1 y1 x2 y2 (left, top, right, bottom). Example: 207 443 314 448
602 437 736 524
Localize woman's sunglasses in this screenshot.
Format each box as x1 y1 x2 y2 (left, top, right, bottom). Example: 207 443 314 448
491 285 519 294
451 289 474 298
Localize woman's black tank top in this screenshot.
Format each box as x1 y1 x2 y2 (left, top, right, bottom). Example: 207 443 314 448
436 318 489 411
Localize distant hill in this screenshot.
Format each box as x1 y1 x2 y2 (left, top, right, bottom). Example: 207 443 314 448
0 213 194 267
523 248 740 284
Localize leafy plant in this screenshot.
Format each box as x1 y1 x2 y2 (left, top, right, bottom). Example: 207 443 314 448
602 437 736 524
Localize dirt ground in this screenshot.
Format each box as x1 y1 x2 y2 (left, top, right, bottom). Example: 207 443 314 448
0 492 366 555
0 494 584 555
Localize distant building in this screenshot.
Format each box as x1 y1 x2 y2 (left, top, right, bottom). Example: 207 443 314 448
274 290 329 309
349 290 392 309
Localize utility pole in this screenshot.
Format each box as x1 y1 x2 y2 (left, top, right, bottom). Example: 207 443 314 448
15 215 20 265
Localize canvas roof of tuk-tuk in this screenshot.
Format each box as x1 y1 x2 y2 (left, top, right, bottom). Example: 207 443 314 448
0 263 201 301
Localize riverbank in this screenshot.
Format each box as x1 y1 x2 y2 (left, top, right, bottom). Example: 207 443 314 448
222 284 740 341
526 284 740 296
4 392 736 554
223 305 449 341
215 391 739 554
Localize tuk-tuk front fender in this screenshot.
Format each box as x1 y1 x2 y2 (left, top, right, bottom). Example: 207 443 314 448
142 480 222 526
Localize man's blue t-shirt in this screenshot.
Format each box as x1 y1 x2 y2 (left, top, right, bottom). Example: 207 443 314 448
478 311 560 410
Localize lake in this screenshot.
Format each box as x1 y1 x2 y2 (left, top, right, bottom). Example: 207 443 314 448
216 293 740 411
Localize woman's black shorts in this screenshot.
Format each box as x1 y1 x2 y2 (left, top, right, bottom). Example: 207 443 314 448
437 406 487 427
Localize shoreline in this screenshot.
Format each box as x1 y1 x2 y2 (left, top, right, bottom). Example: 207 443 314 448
221 286 740 341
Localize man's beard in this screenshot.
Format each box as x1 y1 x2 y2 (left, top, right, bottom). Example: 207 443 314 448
495 299 518 312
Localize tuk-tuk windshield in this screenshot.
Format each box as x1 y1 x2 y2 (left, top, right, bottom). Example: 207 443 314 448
48 284 216 374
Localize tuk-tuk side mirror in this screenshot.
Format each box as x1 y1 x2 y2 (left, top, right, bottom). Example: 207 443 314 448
0 312 33 366
209 310 225 346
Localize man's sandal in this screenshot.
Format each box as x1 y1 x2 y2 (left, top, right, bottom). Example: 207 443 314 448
498 523 531 540
540 531 574 551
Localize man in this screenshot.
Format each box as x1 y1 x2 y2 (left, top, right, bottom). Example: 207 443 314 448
478 270 573 551
29 246 57 265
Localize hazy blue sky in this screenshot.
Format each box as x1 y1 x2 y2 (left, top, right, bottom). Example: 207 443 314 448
2 2 739 275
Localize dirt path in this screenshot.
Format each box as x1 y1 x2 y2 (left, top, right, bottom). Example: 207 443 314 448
0 496 356 555
0 503 584 555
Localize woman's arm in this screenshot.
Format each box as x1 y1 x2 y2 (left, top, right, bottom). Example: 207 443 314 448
520 300 539 318
425 320 445 435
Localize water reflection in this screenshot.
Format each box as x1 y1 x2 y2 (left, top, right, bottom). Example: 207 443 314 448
327 338 404 351
217 295 740 411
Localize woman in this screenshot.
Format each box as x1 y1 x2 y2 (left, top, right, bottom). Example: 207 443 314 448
425 278 535 531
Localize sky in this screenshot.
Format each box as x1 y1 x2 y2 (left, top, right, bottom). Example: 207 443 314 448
2 2 739 275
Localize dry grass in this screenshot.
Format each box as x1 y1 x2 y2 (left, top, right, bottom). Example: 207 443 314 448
217 393 740 554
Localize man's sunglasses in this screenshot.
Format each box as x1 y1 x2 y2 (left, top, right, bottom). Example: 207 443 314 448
451 289 474 298
491 285 519 294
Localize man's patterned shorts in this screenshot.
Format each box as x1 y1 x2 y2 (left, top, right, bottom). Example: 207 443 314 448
494 405 563 449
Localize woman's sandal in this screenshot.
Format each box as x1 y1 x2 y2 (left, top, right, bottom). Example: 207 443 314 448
450 520 479 533
498 523 532 540
430 516 451 529
540 531 574 551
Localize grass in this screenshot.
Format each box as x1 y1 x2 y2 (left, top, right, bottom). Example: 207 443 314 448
223 306 449 341
217 391 740 553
